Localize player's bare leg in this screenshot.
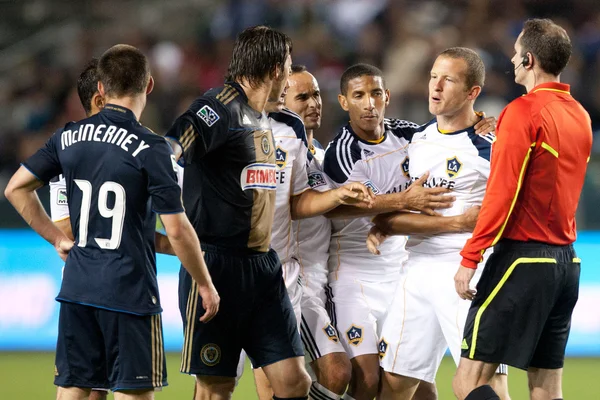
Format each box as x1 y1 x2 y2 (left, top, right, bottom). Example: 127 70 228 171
527 367 563 400
489 373 511 400
57 387 91 400
378 371 420 400
452 357 499 400
413 380 438 400
253 367 273 400
346 354 380 400
262 356 311 398
195 376 236 400
311 352 352 395
89 390 108 400
113 390 154 400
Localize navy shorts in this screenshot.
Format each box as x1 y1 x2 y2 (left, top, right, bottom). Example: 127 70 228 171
179 244 303 377
462 240 580 370
54 302 167 391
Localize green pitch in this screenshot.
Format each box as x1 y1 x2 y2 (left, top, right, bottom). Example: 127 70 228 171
1 353 598 399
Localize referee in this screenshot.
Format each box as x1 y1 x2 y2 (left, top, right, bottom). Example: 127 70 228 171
452 19 593 400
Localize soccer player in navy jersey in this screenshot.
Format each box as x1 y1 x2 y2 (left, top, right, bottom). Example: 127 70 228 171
5 44 219 400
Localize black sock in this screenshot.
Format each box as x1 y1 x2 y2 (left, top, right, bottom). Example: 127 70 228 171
273 397 309 400
465 385 500 400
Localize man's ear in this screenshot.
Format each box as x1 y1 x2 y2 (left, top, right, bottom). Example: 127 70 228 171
467 86 481 101
338 94 349 111
97 81 105 98
385 88 391 106
146 76 154 95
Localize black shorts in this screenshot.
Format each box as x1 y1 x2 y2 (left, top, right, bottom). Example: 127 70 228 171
54 302 166 391
179 244 303 377
461 239 580 370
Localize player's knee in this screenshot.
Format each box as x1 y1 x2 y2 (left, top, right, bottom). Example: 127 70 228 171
351 368 379 398
453 372 470 400
414 381 438 400
196 375 236 397
314 354 352 393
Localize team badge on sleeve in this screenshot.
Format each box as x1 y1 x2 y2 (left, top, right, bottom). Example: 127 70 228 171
275 147 287 169
323 323 340 343
346 325 363 346
201 343 221 366
308 171 326 189
446 156 463 178
196 105 220 127
378 338 388 360
401 156 410 177
57 188 68 205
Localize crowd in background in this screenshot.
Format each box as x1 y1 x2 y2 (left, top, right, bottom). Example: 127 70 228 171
1 0 599 227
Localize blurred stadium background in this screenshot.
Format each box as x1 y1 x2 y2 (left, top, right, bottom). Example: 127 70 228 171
0 0 599 398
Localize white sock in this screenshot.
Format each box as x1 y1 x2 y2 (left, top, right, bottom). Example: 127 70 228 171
309 381 340 400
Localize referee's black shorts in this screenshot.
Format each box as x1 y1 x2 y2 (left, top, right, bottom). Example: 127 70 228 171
178 244 303 377
461 239 580 370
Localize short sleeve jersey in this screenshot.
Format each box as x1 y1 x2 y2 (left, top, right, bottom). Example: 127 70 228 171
269 109 310 263
323 118 419 281
406 119 494 255
165 82 277 252
23 104 183 315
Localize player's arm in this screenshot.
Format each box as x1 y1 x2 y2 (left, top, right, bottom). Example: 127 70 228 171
290 183 375 220
155 232 175 255
459 102 535 269
5 166 72 261
49 177 74 241
366 207 480 255
324 173 454 219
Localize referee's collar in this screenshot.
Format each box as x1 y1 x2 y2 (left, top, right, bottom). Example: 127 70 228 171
101 104 137 120
530 82 570 95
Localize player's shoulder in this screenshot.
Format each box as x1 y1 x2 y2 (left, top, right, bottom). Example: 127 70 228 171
384 117 423 141
467 128 495 162
407 118 436 141
187 85 234 127
269 108 307 145
323 124 362 184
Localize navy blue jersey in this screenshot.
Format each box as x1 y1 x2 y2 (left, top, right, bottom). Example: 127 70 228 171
166 82 277 252
23 104 183 315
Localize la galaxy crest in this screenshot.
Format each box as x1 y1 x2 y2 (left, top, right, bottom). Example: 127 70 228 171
401 156 410 178
346 325 363 346
378 338 388 360
275 146 287 169
446 156 463 178
201 343 221 366
323 323 340 343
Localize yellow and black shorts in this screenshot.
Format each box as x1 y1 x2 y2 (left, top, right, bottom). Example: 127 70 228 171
461 239 580 370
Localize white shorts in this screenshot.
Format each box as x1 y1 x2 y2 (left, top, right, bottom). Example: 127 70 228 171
282 259 302 327
380 252 482 382
300 269 345 363
328 276 401 359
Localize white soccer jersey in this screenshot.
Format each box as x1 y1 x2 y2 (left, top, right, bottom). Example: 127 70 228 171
294 140 332 274
49 175 69 222
323 119 419 281
406 119 494 255
269 109 311 264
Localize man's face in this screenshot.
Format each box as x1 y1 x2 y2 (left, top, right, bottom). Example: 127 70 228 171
511 32 526 85
268 53 292 109
428 56 473 117
285 71 322 130
339 75 389 133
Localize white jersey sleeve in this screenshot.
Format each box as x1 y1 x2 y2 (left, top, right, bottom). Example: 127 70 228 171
49 175 70 222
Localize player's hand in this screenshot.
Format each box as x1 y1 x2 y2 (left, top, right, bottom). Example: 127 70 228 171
404 172 454 216
457 206 481 232
474 111 496 134
198 283 220 323
366 225 388 255
55 238 74 262
454 265 477 300
333 182 375 207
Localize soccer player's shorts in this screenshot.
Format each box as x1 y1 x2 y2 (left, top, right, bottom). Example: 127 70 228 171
300 269 345 363
54 302 166 391
380 252 492 383
328 276 401 360
462 239 580 370
179 244 304 377
282 258 302 327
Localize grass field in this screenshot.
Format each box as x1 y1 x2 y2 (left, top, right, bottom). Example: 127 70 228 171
2 353 598 399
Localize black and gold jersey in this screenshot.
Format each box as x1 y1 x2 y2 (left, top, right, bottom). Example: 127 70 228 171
166 82 277 252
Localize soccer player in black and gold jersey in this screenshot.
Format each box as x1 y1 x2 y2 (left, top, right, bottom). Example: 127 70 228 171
167 26 373 400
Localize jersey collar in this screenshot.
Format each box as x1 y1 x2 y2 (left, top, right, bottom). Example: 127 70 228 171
101 104 137 120
434 117 476 135
346 122 387 145
530 82 570 95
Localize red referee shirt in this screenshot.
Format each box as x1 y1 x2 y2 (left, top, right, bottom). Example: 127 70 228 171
461 82 593 269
